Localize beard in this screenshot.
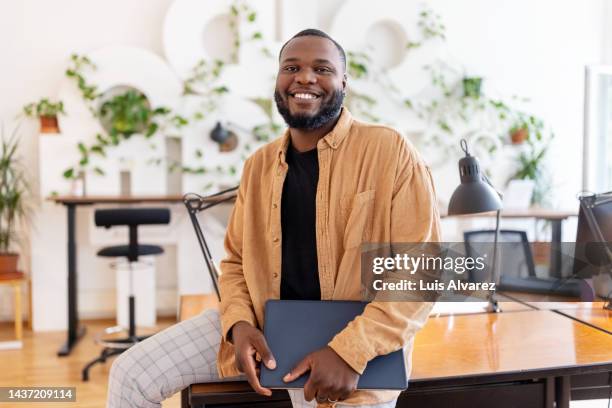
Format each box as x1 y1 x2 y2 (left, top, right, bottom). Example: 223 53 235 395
274 88 344 130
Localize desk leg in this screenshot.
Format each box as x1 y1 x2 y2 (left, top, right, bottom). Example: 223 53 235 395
545 377 554 408
555 376 570 408
549 219 563 278
57 204 86 356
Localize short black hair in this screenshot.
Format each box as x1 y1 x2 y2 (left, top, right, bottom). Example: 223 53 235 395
278 29 346 72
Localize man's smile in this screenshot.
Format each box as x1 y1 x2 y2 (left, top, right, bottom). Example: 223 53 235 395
288 90 322 104
292 92 320 100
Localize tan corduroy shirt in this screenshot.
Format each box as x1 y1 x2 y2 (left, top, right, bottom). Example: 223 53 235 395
217 108 441 406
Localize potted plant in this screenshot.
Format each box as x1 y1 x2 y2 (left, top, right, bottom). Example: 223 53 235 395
99 89 158 140
0 125 30 275
462 77 482 98
510 135 553 206
508 114 543 145
509 122 529 144
23 98 65 133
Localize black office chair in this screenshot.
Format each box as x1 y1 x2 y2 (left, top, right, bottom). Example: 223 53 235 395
464 229 581 296
82 207 171 381
464 229 536 282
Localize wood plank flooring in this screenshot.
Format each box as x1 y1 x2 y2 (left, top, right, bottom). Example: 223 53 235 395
0 319 181 407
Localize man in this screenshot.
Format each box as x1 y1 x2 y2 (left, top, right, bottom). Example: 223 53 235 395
107 29 440 408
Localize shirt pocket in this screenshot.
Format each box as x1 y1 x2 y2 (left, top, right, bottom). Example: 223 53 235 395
340 189 376 250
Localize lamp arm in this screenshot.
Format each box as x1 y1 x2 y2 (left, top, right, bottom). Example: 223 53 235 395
183 186 239 302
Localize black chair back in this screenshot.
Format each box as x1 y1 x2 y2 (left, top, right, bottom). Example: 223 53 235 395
95 208 170 228
95 208 170 262
464 229 536 282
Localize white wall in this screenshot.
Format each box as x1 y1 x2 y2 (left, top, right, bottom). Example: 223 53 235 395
0 0 606 328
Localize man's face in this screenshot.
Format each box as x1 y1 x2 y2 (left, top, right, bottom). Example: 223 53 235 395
275 36 347 130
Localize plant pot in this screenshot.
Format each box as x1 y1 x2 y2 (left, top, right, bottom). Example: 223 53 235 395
40 115 60 134
510 128 528 144
531 242 550 266
0 253 19 274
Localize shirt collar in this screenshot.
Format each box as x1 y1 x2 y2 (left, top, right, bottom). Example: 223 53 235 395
276 108 353 163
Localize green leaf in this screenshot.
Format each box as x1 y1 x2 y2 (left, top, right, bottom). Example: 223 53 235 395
77 142 87 155
90 145 105 156
146 122 158 137
63 168 74 179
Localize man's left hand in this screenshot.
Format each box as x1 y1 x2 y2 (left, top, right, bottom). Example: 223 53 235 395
283 346 359 403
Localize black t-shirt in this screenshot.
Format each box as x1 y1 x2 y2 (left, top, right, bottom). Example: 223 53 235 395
280 143 321 300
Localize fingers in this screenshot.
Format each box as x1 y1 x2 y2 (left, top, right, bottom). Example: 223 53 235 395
240 347 272 397
283 356 311 383
253 333 276 370
303 375 317 402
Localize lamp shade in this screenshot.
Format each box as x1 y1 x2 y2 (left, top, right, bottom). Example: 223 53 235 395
448 140 502 215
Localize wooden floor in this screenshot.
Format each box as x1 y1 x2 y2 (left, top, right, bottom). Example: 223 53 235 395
0 319 181 407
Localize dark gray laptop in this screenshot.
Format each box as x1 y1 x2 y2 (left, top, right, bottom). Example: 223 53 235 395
260 300 408 390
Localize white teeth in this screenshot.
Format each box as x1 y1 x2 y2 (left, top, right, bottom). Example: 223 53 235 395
293 93 317 100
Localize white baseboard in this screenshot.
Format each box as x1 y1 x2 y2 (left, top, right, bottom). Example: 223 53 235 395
0 287 178 322
0 340 22 350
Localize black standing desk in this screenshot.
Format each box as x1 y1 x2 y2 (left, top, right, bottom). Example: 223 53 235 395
50 195 185 356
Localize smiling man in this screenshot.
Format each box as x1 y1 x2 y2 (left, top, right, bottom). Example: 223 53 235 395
107 29 440 408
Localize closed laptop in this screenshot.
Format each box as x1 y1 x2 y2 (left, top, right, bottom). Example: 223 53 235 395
260 300 407 390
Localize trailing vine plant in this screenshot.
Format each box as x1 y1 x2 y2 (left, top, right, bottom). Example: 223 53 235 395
62 53 189 180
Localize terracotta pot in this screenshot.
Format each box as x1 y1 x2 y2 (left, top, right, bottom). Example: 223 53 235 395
510 128 528 144
40 115 60 134
531 242 550 266
0 253 19 274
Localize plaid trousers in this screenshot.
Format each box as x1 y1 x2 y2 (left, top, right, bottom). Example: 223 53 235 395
107 309 397 408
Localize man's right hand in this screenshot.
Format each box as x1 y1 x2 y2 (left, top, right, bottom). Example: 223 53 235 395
231 321 276 396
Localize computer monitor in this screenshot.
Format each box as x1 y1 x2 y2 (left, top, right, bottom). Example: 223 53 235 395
572 192 612 278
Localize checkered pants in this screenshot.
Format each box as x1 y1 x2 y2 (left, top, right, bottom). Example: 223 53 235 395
107 309 397 408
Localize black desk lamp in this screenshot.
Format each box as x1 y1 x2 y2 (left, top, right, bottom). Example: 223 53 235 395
184 186 239 301
448 139 503 312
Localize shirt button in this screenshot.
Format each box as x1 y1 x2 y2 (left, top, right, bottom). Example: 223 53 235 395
273 272 278 278
273 237 279 243
272 203 278 209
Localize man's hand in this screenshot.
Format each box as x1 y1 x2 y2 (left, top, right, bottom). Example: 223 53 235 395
231 321 276 396
283 346 359 403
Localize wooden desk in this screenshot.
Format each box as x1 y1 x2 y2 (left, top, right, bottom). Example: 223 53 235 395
555 307 612 335
48 194 226 356
184 309 612 408
499 292 612 334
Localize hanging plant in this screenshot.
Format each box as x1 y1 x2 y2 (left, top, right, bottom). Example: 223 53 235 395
65 54 100 113
406 6 447 49
63 54 189 180
23 98 66 133
462 77 482 99
99 90 165 139
507 113 544 145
